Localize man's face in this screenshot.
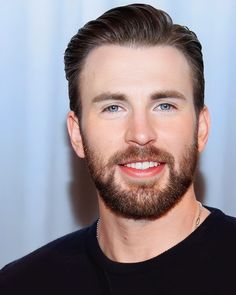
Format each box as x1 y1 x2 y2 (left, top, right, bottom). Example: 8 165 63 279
69 45 209 220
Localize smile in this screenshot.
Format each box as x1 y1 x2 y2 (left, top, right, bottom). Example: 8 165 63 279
119 160 165 179
124 161 161 170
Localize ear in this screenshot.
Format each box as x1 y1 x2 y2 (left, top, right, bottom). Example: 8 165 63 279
67 111 85 158
197 106 210 152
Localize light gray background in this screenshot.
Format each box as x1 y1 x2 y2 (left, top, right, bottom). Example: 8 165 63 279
1 0 236 267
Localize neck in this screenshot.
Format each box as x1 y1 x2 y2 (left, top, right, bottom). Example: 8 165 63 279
96 186 210 263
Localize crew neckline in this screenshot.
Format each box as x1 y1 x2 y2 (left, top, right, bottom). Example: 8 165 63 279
86 206 224 274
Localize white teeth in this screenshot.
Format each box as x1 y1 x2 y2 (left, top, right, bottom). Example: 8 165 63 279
142 162 149 169
125 161 160 170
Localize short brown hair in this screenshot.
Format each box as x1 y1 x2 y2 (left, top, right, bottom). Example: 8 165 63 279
64 3 204 117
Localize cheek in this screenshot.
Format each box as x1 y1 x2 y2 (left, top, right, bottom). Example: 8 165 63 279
82 108 197 162
158 114 196 158
82 115 125 156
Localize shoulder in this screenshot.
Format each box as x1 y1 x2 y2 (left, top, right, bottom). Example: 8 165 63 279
0 224 95 291
206 206 236 233
203 206 236 251
1 226 88 270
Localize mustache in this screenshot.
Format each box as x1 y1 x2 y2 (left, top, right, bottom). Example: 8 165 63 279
107 145 175 166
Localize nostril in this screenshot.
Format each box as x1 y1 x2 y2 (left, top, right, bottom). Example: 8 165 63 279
125 116 156 146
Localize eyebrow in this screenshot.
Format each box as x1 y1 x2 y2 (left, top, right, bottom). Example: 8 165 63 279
91 90 186 104
151 90 187 101
92 93 127 103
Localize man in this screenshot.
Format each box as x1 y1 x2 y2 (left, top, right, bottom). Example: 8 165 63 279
1 3 236 294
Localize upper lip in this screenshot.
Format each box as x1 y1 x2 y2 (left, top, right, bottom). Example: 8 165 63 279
119 160 164 165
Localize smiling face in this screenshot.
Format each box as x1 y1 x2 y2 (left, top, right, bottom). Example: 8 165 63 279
67 45 209 220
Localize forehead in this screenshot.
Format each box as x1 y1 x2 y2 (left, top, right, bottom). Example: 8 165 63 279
80 44 193 102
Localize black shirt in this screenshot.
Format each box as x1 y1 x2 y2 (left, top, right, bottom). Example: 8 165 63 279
1 207 236 294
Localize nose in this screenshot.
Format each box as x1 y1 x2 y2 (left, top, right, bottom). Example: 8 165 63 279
125 110 157 146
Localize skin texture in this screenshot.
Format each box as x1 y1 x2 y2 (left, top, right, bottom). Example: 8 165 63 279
80 137 199 220
67 45 210 262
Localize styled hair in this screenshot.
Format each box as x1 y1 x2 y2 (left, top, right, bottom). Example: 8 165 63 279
64 3 204 117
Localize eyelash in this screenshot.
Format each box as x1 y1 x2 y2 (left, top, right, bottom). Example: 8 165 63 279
155 103 175 111
102 105 123 113
101 103 176 113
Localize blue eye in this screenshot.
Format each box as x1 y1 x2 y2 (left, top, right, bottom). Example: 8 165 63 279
158 103 173 111
104 105 121 112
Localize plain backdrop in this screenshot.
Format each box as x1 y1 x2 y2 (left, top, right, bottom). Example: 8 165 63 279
1 0 236 267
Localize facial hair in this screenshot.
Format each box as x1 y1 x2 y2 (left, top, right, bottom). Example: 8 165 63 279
82 134 198 220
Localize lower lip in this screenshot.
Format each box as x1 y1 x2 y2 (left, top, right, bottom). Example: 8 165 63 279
119 163 165 179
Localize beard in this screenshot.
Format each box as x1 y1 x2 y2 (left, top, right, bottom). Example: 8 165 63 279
81 133 198 220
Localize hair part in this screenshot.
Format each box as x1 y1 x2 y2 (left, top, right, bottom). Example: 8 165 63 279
64 3 204 118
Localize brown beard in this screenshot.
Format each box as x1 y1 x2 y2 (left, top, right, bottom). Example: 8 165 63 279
81 133 198 220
